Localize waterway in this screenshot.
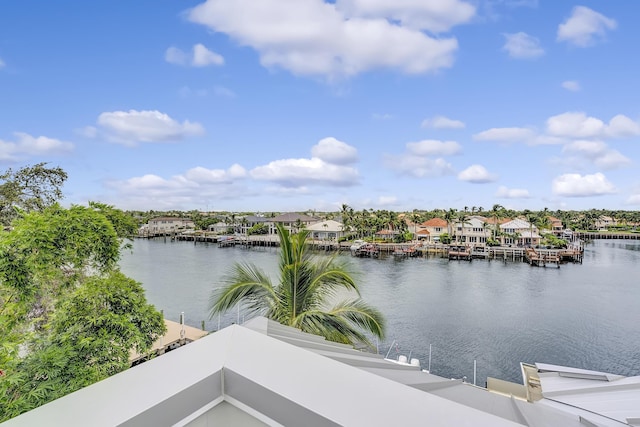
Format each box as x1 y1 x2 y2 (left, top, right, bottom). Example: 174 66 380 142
119 239 640 386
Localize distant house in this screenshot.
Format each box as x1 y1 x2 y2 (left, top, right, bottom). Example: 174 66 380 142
595 215 616 230
305 220 347 240
269 213 319 233
548 216 564 235
141 217 194 236
240 215 269 234
418 218 448 242
374 229 400 241
208 221 233 234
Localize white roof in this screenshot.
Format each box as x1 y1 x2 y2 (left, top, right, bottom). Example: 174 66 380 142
3 319 523 427
501 218 534 231
305 220 345 233
5 319 624 427
535 363 640 425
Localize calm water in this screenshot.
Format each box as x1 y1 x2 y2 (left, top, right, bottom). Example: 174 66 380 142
120 239 640 385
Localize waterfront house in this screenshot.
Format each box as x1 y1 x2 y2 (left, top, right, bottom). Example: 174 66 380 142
239 215 269 234
499 218 541 246
419 218 448 243
415 229 430 240
454 217 489 245
548 216 564 235
5 317 622 426
305 219 346 240
374 228 400 241
269 212 319 234
208 221 233 234
595 215 616 230
141 217 195 236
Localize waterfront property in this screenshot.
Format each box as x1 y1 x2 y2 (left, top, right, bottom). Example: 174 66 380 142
5 316 635 426
139 216 195 237
305 219 347 241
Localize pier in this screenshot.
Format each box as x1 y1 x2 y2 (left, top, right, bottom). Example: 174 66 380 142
448 245 472 261
524 248 560 268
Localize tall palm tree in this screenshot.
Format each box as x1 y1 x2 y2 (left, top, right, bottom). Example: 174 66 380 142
443 208 457 241
210 224 385 348
456 211 472 244
489 204 505 240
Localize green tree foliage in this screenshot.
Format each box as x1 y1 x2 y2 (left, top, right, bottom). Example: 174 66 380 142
88 201 138 240
0 272 164 420
0 201 165 421
0 163 67 226
247 223 268 235
210 224 385 348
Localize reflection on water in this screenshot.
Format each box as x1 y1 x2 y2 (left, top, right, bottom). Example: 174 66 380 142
120 239 640 385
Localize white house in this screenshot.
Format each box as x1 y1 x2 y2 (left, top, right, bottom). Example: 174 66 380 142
500 218 541 246
305 219 347 240
141 217 195 236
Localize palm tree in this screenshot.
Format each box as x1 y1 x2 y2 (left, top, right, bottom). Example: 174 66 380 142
489 204 505 240
209 224 385 348
456 211 472 244
443 208 457 241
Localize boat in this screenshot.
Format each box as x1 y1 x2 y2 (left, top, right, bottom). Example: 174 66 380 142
349 239 366 253
354 243 380 258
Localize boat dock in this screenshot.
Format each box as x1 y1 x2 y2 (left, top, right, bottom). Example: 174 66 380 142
130 318 209 366
159 232 585 266
524 248 560 268
448 246 472 261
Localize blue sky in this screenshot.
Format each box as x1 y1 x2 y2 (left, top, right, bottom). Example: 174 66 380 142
2 1 639 212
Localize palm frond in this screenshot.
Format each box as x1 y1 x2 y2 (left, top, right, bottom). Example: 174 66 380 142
209 262 276 318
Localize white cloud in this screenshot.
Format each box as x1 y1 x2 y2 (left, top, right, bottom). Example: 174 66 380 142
502 32 544 59
406 139 462 156
473 127 536 143
165 47 189 66
184 164 247 182
193 43 225 66
552 173 616 197
311 137 358 165
458 164 497 183
546 112 604 138
561 80 581 92
96 110 205 144
334 0 476 33
248 137 359 188
108 165 251 210
546 112 640 139
165 44 224 67
386 137 460 178
250 157 359 187
557 6 616 47
421 115 465 129
0 58 5 69
626 194 640 205
384 154 455 178
187 0 459 78
375 195 400 207
607 114 640 138
0 132 73 161
562 140 631 170
495 186 530 199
